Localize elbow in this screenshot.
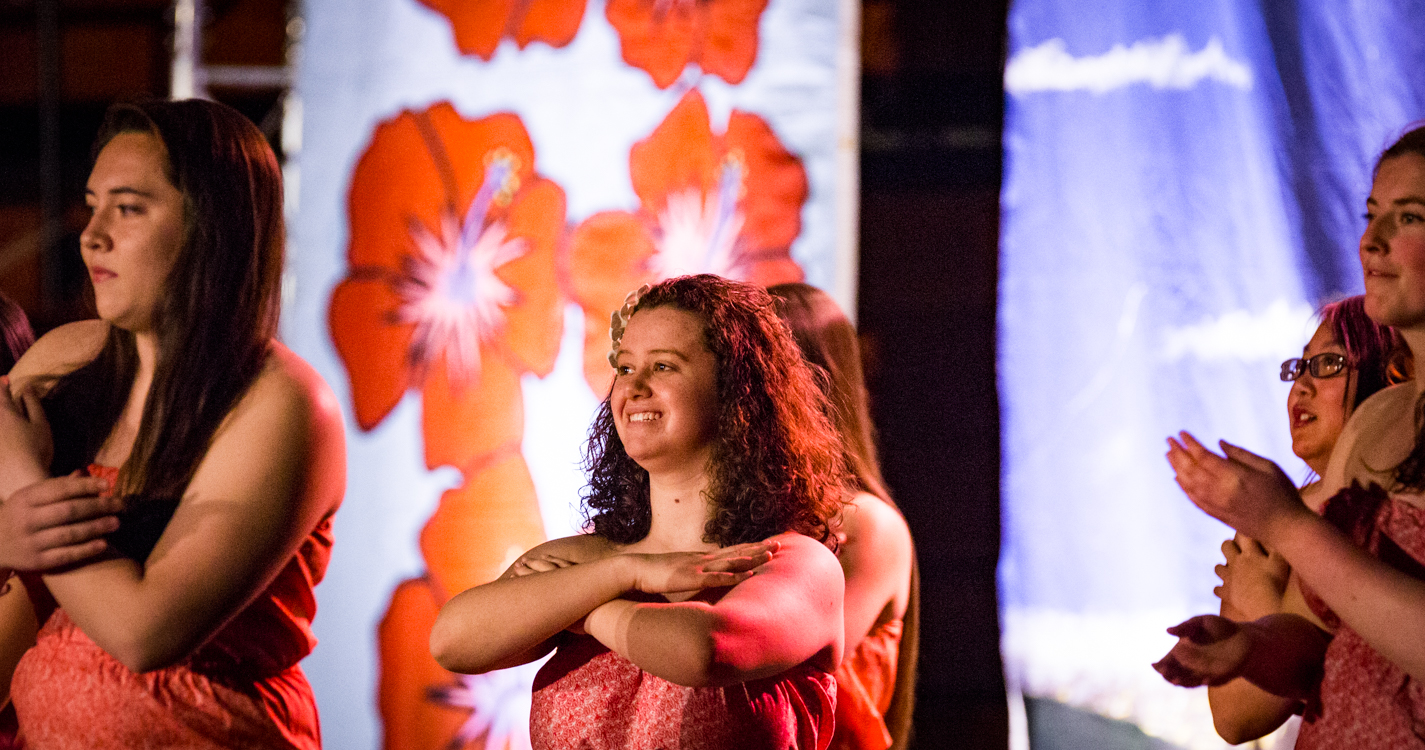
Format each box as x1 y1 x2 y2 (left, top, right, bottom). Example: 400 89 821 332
107 634 190 674
428 615 470 674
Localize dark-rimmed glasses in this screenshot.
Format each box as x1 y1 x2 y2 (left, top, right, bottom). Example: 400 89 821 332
1280 353 1348 382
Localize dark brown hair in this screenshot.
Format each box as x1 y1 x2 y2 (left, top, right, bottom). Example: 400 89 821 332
44 99 283 511
0 292 35 374
768 282 919 749
582 274 850 547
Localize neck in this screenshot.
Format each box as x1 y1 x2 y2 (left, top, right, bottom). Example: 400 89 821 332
642 462 716 552
128 329 161 418
1404 327 1425 399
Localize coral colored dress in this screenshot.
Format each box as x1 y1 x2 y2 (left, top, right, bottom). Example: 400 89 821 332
8 465 332 749
828 619 903 750
1297 482 1425 749
530 633 836 750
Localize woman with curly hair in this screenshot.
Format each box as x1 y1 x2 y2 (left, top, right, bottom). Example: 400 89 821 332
431 274 850 749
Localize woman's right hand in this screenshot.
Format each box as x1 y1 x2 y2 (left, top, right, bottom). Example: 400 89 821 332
0 473 121 572
1216 533 1290 621
622 540 779 595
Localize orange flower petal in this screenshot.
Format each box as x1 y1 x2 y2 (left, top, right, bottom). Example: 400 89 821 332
348 104 537 270
569 211 657 393
700 0 768 85
511 0 587 50
417 0 509 60
420 453 546 600
348 112 452 272
329 277 414 430
421 351 524 472
629 89 717 214
606 0 697 89
498 178 565 377
725 108 808 253
378 576 470 750
420 0 584 60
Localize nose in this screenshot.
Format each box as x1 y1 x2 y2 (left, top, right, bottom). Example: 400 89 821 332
80 209 109 256
620 366 651 399
1292 373 1317 397
1361 213 1392 258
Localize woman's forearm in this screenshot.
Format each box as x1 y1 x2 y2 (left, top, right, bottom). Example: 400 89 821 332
1271 512 1425 680
431 555 635 674
1207 679 1297 744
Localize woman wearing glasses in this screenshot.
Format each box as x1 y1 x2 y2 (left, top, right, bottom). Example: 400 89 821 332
1204 295 1408 743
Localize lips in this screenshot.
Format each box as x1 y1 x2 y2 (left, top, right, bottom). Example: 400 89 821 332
89 266 117 283
627 411 662 423
1291 406 1316 429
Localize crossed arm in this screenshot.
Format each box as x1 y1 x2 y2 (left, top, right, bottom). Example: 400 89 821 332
430 532 844 688
0 331 346 673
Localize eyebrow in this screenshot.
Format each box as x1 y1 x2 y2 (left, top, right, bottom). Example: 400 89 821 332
85 186 157 199
616 348 690 361
1366 195 1425 207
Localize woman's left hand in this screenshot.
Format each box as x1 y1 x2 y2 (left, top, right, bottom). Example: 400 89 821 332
0 381 54 491
1166 432 1310 546
1154 614 1252 687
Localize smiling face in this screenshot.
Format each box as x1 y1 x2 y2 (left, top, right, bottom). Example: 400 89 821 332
1361 153 1425 331
1288 322 1354 475
611 305 721 477
81 131 187 333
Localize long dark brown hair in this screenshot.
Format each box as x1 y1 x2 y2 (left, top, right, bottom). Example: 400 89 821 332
768 282 919 749
582 275 850 548
1369 126 1425 491
44 99 283 510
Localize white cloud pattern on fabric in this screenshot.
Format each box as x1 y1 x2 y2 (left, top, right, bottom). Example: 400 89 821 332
1005 34 1253 95
1161 299 1315 363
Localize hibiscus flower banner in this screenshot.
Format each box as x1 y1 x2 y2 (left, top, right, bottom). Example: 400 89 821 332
280 1 859 747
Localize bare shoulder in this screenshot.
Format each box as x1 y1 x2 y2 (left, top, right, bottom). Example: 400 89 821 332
243 343 342 424
840 492 912 553
1324 383 1416 492
7 320 110 394
768 532 844 582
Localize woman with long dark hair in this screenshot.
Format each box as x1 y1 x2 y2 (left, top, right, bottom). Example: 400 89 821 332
1157 126 1425 747
769 282 917 750
431 274 849 748
0 99 344 747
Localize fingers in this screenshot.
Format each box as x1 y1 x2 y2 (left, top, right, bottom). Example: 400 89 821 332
1214 563 1227 582
1220 538 1241 560
32 538 111 570
511 555 576 576
1219 440 1276 472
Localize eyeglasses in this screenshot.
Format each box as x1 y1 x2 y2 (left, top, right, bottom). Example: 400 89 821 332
1280 353 1348 382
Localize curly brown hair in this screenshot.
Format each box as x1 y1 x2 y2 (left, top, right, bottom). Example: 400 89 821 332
582 274 850 547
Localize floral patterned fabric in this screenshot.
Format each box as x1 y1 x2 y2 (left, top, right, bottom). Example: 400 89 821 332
828 619 902 750
1298 482 1425 749
9 466 332 749
531 633 835 750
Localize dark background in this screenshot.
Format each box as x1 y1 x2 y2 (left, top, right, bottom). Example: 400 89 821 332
0 1 1010 746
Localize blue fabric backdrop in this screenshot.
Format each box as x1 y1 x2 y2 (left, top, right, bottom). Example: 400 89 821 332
999 2 1425 746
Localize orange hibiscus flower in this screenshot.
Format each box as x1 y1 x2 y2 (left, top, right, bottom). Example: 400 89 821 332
569 88 806 392
607 0 769 88
418 0 586 60
330 102 563 472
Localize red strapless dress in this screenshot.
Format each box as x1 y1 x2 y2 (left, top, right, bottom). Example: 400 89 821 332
1297 482 1425 749
828 619 902 750
530 633 836 750
9 465 333 749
